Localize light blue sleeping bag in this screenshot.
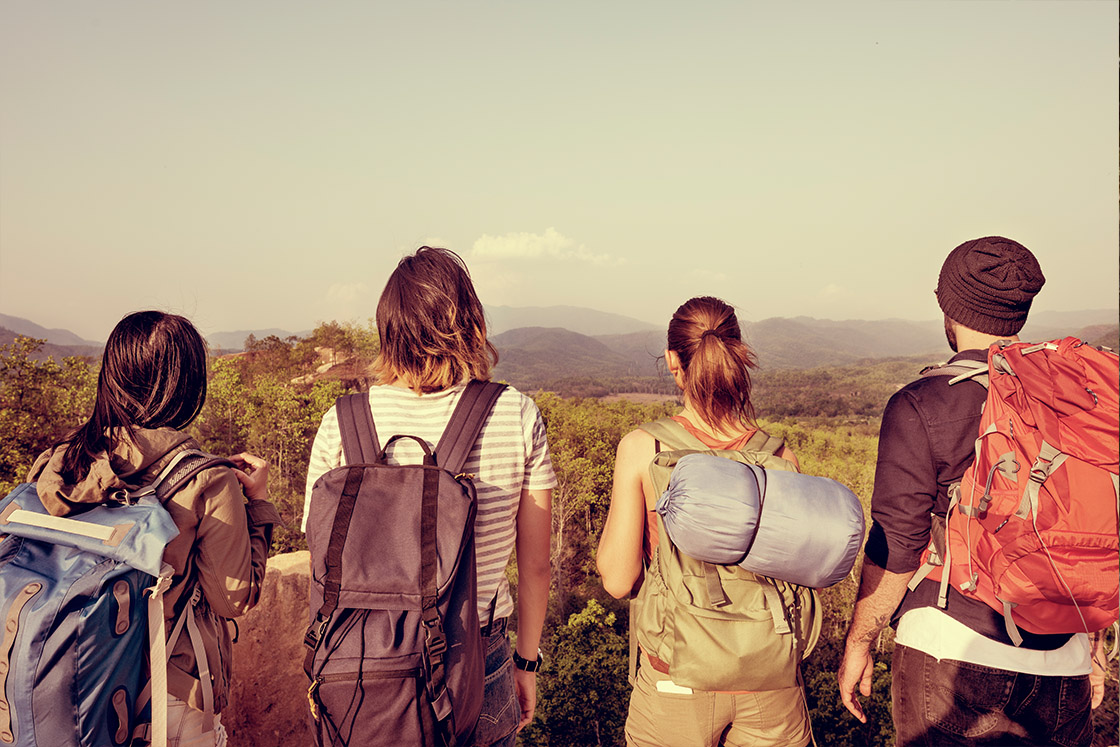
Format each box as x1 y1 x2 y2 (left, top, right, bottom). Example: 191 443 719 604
655 453 865 588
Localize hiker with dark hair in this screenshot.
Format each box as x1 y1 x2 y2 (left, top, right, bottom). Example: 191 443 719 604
25 310 282 745
598 296 816 747
303 246 555 746
838 237 1110 745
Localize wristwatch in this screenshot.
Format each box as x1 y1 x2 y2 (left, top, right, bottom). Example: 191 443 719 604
512 648 543 672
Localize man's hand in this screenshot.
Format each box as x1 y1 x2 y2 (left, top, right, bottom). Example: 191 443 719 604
835 559 914 724
1090 632 1108 709
838 641 874 723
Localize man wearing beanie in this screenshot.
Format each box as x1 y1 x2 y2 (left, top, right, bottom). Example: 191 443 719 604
836 237 1103 745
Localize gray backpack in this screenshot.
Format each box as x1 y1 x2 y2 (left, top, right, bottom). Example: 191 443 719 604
304 381 506 747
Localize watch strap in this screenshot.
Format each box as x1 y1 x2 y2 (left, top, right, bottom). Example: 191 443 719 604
512 648 543 672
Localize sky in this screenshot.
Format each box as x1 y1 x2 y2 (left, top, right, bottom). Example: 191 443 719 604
1 1 1117 342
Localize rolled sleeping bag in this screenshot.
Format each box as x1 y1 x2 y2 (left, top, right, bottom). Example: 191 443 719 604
655 453 865 588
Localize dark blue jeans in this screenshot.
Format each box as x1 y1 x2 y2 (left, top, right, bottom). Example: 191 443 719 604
470 618 520 747
892 643 1093 746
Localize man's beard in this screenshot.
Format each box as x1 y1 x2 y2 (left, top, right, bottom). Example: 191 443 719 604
944 316 958 353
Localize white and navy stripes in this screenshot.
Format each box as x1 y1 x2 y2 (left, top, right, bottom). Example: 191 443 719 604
303 383 556 620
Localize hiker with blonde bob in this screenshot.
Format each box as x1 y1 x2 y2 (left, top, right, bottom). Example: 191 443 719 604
303 247 555 746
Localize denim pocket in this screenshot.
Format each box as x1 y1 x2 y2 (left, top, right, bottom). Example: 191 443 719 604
1052 675 1092 747
922 658 1014 739
471 634 519 747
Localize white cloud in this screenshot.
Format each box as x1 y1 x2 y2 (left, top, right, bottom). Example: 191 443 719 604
689 268 729 283
820 283 844 296
326 282 369 304
471 228 623 266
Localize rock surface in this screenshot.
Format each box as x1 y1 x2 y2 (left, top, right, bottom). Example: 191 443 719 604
224 550 314 746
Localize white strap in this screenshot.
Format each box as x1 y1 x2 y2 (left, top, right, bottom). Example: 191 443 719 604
907 561 937 592
0 507 133 546
947 362 990 386
937 491 959 609
1000 598 1024 647
146 565 175 747
165 586 199 656
185 597 216 732
1016 440 1067 519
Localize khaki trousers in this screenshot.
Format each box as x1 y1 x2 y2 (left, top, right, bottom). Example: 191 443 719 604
166 695 227 747
625 656 811 747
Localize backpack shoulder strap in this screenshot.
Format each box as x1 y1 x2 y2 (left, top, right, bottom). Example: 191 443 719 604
641 418 784 456
639 417 707 452
743 429 784 456
435 381 508 474
336 392 381 465
920 360 989 388
146 450 236 504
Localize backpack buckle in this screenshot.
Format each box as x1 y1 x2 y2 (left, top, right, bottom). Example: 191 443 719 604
1029 462 1051 485
424 616 447 658
426 627 447 658
304 617 329 649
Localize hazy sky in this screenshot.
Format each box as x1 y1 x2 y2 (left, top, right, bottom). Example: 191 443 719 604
2 1 1117 342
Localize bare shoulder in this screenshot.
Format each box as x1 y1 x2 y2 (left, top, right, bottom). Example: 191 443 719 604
615 428 657 474
618 427 656 453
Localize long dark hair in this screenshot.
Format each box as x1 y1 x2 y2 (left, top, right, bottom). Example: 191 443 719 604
56 310 208 483
667 296 758 431
372 246 498 393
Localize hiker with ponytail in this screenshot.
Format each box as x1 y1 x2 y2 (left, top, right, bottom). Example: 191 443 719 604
598 296 813 747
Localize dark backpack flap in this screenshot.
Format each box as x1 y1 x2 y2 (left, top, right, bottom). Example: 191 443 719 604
307 464 477 612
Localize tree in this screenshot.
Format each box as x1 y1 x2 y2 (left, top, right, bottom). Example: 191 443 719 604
522 600 630 747
0 337 95 493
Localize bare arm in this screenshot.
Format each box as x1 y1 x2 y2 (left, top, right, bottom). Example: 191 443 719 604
513 486 552 731
837 558 914 723
596 429 654 599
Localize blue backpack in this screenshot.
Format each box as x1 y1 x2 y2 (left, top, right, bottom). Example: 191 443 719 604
0 450 230 747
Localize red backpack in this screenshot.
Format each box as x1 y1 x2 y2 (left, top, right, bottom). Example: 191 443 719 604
910 337 1120 645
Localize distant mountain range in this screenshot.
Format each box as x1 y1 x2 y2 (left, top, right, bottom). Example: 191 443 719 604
486 305 659 336
3 308 1116 379
0 313 103 358
0 313 102 348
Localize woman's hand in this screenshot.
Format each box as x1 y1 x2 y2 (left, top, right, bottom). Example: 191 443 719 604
229 452 270 501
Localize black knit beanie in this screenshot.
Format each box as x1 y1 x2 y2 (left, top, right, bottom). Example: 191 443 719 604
935 236 1045 336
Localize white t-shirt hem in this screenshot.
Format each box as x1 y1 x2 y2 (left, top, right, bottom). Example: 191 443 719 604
895 606 1091 677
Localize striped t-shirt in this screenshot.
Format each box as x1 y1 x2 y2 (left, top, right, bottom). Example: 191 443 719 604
302 382 556 621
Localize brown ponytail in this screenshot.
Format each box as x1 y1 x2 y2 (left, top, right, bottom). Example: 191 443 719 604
667 296 758 431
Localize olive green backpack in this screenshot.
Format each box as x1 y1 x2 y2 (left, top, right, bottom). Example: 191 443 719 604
629 418 822 692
